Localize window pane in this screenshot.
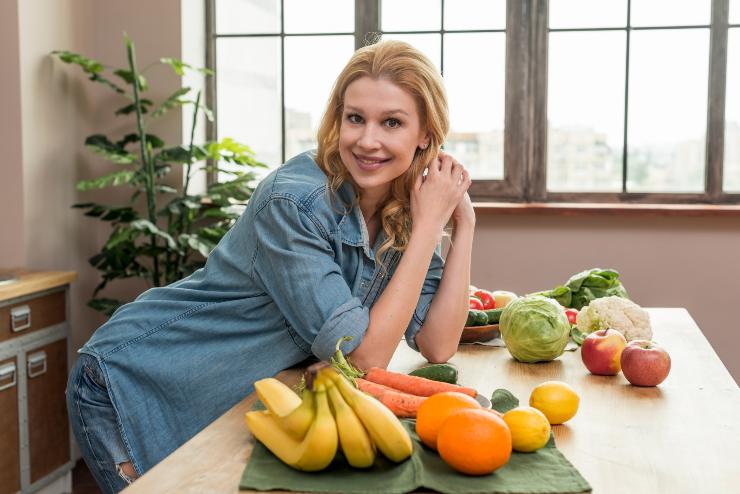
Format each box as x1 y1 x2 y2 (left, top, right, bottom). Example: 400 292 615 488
215 0 280 34
444 0 505 31
627 29 709 192
216 37 281 176
547 32 625 192
725 29 740 192
284 36 354 160
444 33 505 179
380 34 441 72
631 0 710 27
549 0 627 29
381 0 441 32
732 0 740 24
284 0 353 33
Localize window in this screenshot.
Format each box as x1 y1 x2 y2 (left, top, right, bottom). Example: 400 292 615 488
208 0 740 204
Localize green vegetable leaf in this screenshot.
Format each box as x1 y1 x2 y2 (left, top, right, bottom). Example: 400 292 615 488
116 133 164 149
570 326 587 346
490 389 519 414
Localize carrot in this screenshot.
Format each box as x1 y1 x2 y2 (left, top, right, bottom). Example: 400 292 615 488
364 367 478 398
356 378 426 418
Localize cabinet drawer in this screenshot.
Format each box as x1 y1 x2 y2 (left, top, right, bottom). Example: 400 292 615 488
0 356 20 494
27 339 70 483
0 290 66 343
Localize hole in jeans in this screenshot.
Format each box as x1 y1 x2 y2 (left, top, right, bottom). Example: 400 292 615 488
116 462 138 484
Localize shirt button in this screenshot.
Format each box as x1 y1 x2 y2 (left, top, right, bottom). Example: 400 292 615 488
360 281 368 288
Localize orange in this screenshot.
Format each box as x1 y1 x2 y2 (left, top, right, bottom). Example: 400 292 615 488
437 408 512 475
415 392 480 450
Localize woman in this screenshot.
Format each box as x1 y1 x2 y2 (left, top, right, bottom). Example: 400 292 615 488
67 39 475 493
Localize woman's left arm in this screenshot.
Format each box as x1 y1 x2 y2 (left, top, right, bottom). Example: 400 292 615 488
414 193 476 363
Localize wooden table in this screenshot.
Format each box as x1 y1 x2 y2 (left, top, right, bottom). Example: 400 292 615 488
123 309 739 493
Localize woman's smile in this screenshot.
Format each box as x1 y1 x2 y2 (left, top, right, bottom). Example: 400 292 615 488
353 152 392 171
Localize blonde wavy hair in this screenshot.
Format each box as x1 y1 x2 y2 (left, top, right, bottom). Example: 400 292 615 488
315 39 449 269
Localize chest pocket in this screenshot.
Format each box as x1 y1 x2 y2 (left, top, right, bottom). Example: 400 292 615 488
363 250 401 306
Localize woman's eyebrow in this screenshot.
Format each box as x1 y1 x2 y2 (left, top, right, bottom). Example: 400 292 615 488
344 105 409 117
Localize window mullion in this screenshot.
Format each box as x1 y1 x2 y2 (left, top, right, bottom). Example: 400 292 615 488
355 0 380 49
706 0 730 200
205 0 217 186
529 0 548 201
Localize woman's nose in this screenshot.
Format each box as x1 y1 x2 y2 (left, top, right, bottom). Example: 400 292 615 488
357 124 381 149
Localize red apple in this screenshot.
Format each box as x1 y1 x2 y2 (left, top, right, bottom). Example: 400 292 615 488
620 340 671 387
581 328 627 375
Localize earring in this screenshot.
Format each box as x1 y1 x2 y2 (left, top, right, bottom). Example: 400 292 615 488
420 143 428 150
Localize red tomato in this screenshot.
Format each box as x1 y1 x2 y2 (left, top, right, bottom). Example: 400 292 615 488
472 290 496 310
564 308 578 325
469 297 485 310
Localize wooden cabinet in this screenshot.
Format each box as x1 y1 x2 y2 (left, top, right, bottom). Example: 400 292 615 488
27 339 69 484
0 357 21 494
0 271 75 494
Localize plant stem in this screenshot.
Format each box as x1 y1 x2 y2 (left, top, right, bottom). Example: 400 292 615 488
126 35 160 286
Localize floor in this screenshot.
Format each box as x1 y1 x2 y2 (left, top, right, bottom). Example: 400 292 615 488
72 460 101 494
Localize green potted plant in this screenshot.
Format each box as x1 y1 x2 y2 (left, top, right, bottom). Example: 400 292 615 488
53 34 267 315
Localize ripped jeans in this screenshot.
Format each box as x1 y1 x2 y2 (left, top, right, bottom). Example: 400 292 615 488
66 353 138 494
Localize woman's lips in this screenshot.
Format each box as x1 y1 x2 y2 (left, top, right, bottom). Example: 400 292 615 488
354 153 390 171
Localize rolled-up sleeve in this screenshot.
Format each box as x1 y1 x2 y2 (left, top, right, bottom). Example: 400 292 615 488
404 243 445 351
252 197 368 361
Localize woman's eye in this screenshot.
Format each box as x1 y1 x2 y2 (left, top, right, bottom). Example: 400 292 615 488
385 118 401 128
347 114 363 124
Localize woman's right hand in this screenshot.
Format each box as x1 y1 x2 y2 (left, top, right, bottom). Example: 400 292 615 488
411 150 471 232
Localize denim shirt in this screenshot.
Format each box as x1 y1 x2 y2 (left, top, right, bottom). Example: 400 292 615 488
79 151 444 473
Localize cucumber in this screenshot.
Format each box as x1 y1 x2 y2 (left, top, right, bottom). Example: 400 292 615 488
484 308 504 325
465 309 488 327
409 364 458 384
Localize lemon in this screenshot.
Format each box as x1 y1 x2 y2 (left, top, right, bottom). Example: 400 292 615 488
503 406 551 452
529 381 580 425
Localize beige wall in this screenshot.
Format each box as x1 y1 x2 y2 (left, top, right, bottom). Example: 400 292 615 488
5 0 183 353
4 1 739 385
472 212 740 384
0 0 25 267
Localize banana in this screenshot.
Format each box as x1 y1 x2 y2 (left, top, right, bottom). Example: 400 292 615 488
245 381 338 471
326 378 376 468
254 378 301 417
323 368 413 463
279 388 316 440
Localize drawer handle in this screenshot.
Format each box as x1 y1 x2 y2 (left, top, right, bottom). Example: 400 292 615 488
27 352 47 378
0 363 17 391
11 305 32 332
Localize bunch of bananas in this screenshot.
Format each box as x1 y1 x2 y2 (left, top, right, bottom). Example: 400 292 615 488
245 365 413 471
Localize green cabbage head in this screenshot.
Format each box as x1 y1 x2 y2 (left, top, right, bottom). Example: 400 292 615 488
499 295 571 363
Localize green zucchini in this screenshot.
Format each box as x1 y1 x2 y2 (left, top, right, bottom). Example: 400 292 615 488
465 309 488 327
484 308 504 325
409 364 458 384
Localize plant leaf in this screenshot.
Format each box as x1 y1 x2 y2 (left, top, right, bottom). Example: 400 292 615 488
160 57 214 77
113 69 149 91
130 219 178 249
151 87 191 118
85 134 138 164
76 170 137 191
114 99 153 115
157 145 193 164
178 233 215 258
116 133 164 149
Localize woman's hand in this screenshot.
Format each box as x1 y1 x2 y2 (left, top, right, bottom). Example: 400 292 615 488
451 192 475 230
411 151 472 232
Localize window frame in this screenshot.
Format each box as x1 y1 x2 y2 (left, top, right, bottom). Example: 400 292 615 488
206 0 740 204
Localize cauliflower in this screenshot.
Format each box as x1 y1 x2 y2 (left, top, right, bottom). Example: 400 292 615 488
576 296 652 341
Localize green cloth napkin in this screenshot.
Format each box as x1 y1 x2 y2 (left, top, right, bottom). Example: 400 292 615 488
240 388 591 494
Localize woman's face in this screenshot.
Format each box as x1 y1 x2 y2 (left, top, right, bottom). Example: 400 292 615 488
338 76 428 200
